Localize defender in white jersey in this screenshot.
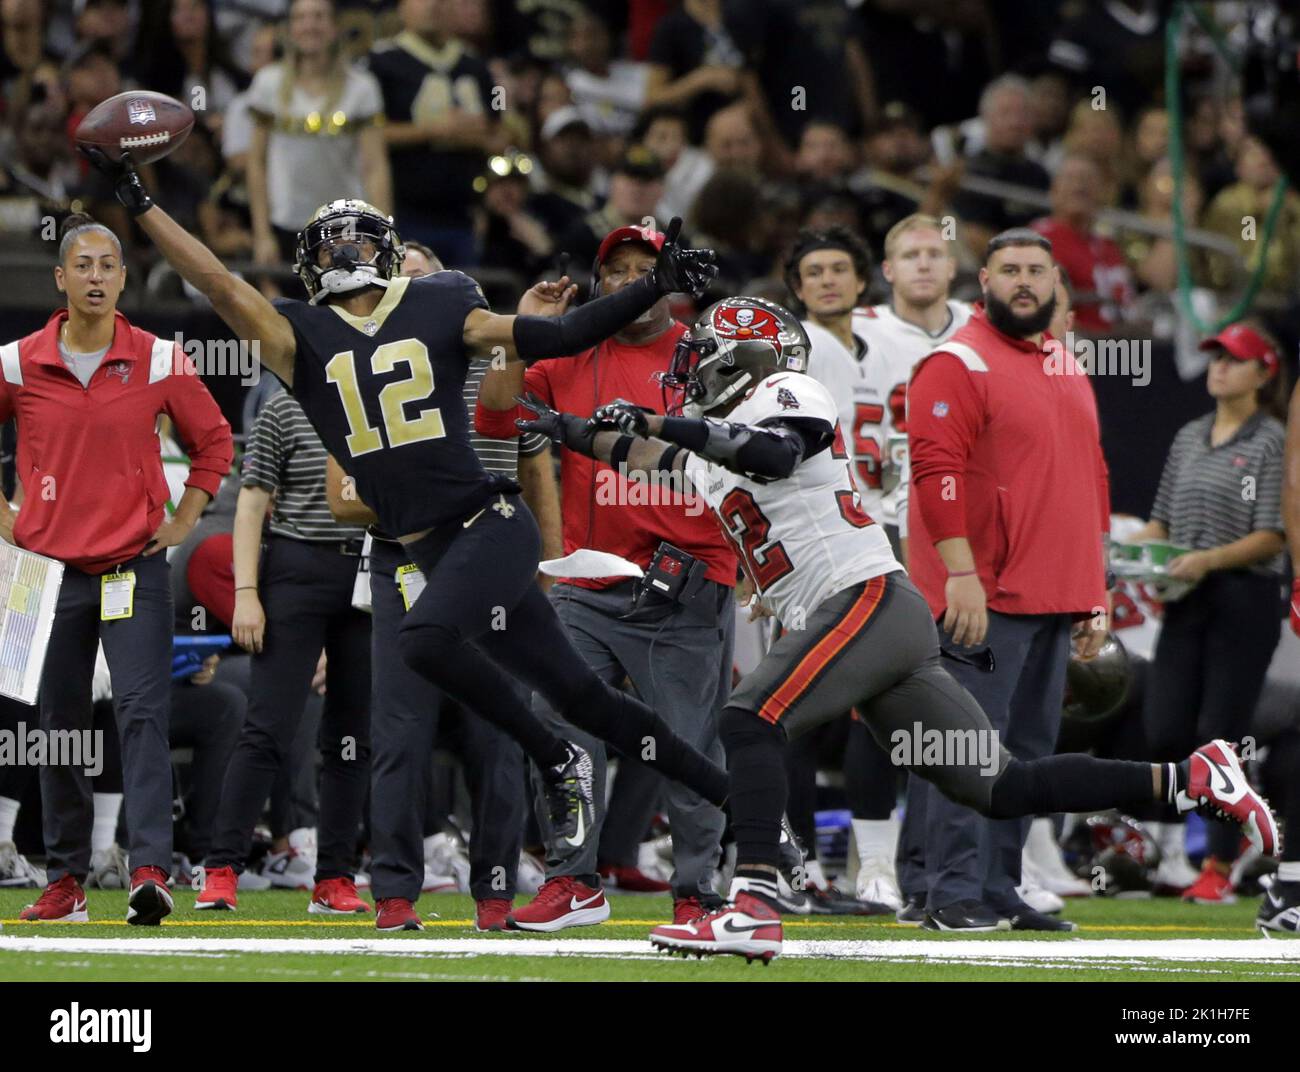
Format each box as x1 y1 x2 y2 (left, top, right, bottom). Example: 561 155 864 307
517 294 1280 962
851 215 973 537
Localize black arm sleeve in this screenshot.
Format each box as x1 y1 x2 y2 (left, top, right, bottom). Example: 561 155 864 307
512 275 658 363
657 416 819 480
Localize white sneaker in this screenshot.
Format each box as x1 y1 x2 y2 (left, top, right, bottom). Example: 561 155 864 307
1017 875 1066 915
1148 821 1199 891
424 832 470 893
1023 817 1092 897
0 840 45 888
422 865 458 892
259 827 318 889
854 856 904 910
517 851 546 896
237 868 272 891
87 843 130 889
354 870 371 890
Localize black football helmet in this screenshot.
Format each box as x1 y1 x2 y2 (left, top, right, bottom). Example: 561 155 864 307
294 199 405 304
659 296 810 417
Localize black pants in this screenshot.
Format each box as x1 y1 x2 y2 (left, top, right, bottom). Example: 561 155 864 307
40 551 174 882
1143 571 1284 860
397 494 727 804
369 536 526 903
171 677 244 862
207 536 372 879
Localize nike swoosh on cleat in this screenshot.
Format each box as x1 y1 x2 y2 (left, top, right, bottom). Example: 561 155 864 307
720 918 767 935
568 891 603 911
1205 755 1237 796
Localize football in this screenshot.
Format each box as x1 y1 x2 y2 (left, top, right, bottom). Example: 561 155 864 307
74 90 195 165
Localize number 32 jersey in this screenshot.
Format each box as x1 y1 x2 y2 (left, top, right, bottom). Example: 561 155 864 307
273 272 514 537
683 373 902 624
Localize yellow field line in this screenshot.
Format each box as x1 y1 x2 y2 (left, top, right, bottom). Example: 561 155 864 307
0 917 1247 934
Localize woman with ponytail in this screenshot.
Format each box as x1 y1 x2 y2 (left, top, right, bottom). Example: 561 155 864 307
0 213 232 925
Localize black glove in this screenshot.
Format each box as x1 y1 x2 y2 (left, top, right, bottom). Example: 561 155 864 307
79 147 153 216
653 217 718 298
516 393 598 456
589 398 652 438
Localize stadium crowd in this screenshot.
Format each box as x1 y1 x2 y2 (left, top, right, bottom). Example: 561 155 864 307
0 0 1297 935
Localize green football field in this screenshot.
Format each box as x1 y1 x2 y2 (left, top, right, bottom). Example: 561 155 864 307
1 889 1298 981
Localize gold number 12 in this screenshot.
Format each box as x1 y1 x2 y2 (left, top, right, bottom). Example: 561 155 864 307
325 339 447 457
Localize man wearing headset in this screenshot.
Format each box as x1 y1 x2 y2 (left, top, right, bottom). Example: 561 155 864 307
476 225 737 932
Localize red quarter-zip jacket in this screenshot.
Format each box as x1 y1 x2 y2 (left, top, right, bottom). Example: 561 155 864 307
907 306 1109 619
475 321 736 590
0 310 234 574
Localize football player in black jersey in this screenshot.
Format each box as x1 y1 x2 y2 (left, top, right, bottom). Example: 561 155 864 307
84 151 730 906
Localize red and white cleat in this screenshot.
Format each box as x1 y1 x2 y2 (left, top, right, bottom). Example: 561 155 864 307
650 891 783 963
19 874 89 922
128 866 174 925
376 897 424 932
1180 740 1280 857
309 877 371 914
194 865 238 910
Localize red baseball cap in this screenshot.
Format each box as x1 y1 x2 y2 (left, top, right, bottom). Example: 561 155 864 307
1198 323 1280 377
595 224 665 268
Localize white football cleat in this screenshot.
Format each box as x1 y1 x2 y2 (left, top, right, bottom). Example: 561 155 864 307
0 840 45 888
1023 817 1092 897
424 832 471 893
87 843 130 889
1017 875 1065 915
854 856 903 911
1148 821 1199 891
650 890 783 963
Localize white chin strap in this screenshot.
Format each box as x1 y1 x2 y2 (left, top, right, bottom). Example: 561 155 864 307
310 264 389 305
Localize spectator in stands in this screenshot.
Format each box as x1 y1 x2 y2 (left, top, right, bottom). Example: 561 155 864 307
369 0 498 267
1126 322 1289 905
1061 99 1124 205
1123 106 1169 207
635 105 711 225
851 100 935 255
563 7 647 143
0 92 76 238
246 0 390 270
644 0 762 141
1202 136 1300 309
221 23 279 176
702 102 761 173
137 0 247 140
691 167 772 289
795 120 856 187
534 67 574 129
1123 157 1203 295
528 105 598 236
950 74 1051 258
1 0 62 124
1024 62 1071 175
72 0 136 76
474 149 553 279
557 144 665 269
1031 154 1136 332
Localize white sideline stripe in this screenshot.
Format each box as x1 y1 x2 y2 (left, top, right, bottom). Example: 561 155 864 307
1 937 1296 961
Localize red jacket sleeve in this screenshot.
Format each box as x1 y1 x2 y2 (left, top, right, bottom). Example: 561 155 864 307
474 361 553 439
907 352 987 543
164 348 234 498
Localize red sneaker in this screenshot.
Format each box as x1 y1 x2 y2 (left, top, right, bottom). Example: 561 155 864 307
19 874 88 922
1182 861 1237 905
1182 739 1280 856
650 890 783 963
599 863 671 893
376 897 424 931
309 876 371 915
194 865 238 910
507 876 610 932
475 898 513 932
672 896 712 924
128 866 174 926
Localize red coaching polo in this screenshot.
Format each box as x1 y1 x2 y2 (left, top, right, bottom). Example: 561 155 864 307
0 310 234 574
907 306 1109 619
475 321 737 590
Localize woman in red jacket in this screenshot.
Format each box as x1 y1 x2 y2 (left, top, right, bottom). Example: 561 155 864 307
0 213 233 925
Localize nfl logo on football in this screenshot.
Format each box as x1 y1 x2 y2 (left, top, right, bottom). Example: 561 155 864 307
127 99 157 126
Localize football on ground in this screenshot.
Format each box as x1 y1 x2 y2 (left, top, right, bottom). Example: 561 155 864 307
74 90 195 165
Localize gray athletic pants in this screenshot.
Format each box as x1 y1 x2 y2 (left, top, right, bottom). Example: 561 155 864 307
530 579 731 898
